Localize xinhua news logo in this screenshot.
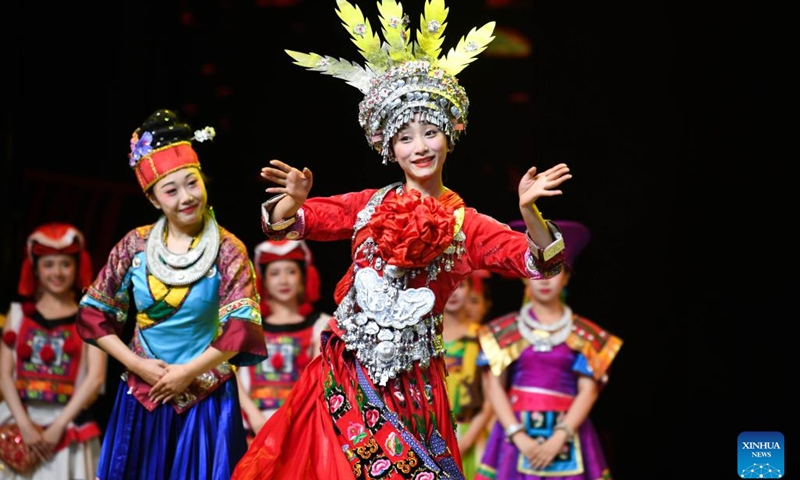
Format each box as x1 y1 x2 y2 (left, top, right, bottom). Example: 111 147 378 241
738 431 784 478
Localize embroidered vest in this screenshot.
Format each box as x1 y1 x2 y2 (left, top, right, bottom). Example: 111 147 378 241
248 312 321 410
15 314 84 405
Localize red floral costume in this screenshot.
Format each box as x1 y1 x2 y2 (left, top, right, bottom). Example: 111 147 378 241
0 302 102 479
232 184 565 480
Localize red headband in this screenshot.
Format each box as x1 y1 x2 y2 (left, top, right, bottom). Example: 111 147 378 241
18 223 94 297
133 143 200 191
253 240 321 316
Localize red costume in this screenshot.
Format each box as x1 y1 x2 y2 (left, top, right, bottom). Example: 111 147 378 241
232 184 565 480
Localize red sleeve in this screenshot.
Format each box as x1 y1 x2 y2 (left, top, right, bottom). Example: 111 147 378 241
212 229 268 366
76 307 120 346
211 318 266 366
300 189 379 242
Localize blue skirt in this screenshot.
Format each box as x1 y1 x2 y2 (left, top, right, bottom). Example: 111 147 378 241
96 377 247 480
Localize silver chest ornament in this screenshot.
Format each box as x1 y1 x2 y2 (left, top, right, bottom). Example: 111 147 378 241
335 182 464 386
337 265 436 386
145 213 220 286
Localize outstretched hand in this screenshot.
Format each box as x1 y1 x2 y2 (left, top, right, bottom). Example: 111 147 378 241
518 163 571 208
261 159 312 206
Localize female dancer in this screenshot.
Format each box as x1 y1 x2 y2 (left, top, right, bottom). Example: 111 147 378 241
0 223 106 479
76 109 268 480
443 276 494 479
237 239 330 439
231 1 572 478
476 220 622 480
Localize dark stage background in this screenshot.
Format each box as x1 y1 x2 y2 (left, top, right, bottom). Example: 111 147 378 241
4 0 791 478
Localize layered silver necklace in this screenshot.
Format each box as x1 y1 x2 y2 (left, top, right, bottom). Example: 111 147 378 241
517 304 573 352
145 213 220 286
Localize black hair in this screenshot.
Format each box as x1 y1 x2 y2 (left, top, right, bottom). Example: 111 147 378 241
138 109 194 148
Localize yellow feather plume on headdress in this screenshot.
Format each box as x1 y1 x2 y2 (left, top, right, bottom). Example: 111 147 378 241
285 51 374 93
377 0 412 63
335 0 387 75
286 0 496 164
414 0 448 62
287 0 495 90
438 21 496 75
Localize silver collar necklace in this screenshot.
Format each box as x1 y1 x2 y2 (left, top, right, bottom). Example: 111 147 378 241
517 304 573 352
145 212 220 286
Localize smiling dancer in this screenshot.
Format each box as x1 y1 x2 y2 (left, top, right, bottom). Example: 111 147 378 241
76 109 268 480
230 1 574 478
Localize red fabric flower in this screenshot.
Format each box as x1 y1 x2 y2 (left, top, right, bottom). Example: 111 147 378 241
2 331 16 348
39 344 55 364
63 334 83 356
17 343 32 361
270 351 285 371
367 189 455 268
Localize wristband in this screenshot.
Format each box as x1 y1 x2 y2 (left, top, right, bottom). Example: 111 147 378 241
554 422 574 439
504 423 526 443
261 193 298 232
266 216 297 231
526 223 565 262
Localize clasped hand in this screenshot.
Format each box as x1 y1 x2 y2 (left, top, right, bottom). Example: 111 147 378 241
135 357 193 404
149 364 194 405
515 432 568 470
19 420 63 463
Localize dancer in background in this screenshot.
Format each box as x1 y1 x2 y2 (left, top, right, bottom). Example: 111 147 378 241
0 223 106 479
476 220 622 480
231 1 572 478
463 270 494 328
443 274 494 479
76 109 268 480
237 239 331 441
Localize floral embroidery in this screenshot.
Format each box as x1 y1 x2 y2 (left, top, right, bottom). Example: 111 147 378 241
385 432 404 456
348 422 367 444
365 408 380 428
369 458 392 476
329 393 345 413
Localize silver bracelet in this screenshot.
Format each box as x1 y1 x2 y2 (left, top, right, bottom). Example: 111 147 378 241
554 422 574 439
504 423 526 443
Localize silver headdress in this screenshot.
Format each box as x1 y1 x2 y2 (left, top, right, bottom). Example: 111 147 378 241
286 0 496 164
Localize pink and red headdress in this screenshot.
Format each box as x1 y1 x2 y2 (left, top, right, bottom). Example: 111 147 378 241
17 222 94 297
128 109 215 192
253 239 321 316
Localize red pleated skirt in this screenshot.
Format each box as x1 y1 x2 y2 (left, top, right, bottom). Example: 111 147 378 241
231 331 462 480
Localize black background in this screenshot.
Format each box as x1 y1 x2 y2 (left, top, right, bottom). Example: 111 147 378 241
4 0 792 478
